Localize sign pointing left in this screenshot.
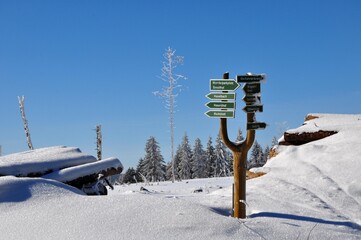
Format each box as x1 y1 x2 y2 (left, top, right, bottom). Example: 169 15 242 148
205 110 235 118
210 79 240 91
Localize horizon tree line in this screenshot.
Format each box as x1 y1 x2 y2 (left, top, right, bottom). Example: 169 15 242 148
121 131 278 184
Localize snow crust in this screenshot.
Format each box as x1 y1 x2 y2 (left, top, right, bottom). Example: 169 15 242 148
1 114 361 239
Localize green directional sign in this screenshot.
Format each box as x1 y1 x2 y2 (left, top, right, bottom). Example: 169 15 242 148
247 122 267 130
205 110 235 118
210 79 239 91
243 105 263 113
243 83 261 95
237 74 266 83
206 93 236 100
206 102 235 109
243 95 261 105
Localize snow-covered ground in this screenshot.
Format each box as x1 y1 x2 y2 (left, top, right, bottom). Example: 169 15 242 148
1 113 361 239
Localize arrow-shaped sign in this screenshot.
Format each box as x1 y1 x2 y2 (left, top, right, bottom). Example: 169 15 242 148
206 102 235 109
243 95 261 105
237 74 266 83
205 110 235 118
243 83 261 95
243 105 263 113
206 93 236 100
247 122 267 130
210 79 239 91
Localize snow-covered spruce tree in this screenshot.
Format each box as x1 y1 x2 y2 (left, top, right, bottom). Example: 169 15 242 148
263 145 270 165
166 144 183 181
214 133 231 177
142 136 166 182
165 161 173 181
235 127 244 142
205 136 216 178
227 149 233 175
178 133 193 180
271 136 279 148
247 141 264 169
174 144 183 180
135 158 145 182
153 47 186 183
191 138 206 179
122 167 137 184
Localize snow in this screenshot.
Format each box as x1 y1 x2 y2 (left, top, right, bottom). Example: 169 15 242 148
0 146 97 177
1 113 361 239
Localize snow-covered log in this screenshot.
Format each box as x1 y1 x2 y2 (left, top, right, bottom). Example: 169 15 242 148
42 157 123 189
0 146 97 177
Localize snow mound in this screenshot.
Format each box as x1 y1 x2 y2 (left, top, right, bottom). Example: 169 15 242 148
0 176 84 203
260 114 361 226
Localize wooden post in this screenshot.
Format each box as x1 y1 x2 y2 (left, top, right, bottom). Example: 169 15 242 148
219 72 255 219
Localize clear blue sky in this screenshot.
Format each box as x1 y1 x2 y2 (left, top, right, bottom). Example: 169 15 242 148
1 1 360 169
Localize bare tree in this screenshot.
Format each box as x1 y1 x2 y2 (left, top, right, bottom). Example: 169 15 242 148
154 47 187 183
96 125 102 160
18 96 34 150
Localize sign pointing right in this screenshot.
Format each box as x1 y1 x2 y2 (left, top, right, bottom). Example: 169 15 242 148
247 122 267 130
237 74 266 83
243 105 263 113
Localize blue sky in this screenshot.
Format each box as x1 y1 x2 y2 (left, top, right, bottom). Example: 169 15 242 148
1 1 361 168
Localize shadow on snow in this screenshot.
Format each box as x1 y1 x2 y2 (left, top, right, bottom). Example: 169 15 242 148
249 212 361 231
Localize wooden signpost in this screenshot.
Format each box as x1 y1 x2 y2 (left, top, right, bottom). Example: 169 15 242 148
205 72 267 218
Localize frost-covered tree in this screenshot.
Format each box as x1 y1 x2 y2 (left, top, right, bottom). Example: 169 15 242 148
205 137 216 178
142 136 166 182
178 133 193 180
135 158 145 182
227 149 233 175
153 47 187 183
165 161 173 181
248 141 264 169
263 145 270 164
214 134 231 177
122 167 137 184
191 138 206 179
235 127 244 142
174 144 183 180
271 136 279 148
